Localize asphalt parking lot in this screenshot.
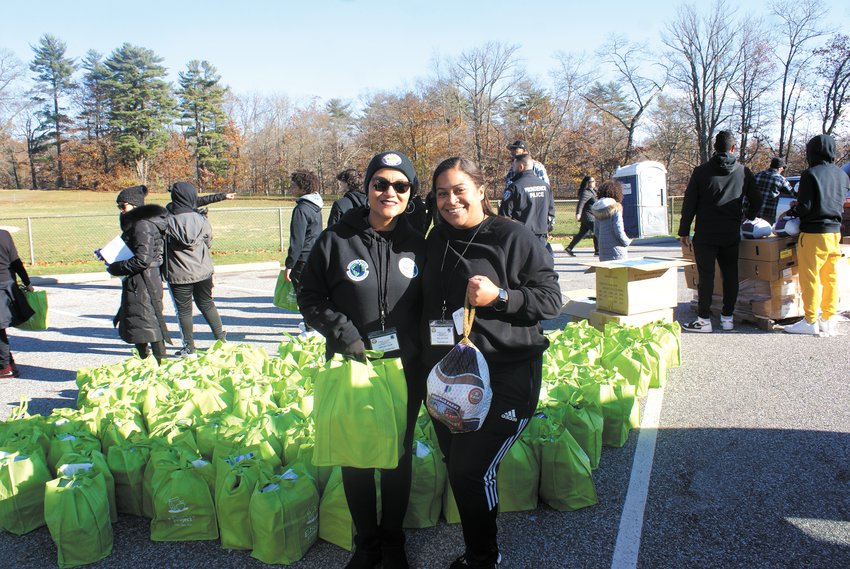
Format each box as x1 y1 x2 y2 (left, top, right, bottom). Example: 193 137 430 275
1 240 849 569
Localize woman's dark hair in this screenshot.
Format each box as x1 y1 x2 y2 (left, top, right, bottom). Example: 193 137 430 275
336 168 362 193
431 156 495 216
578 175 593 195
290 169 320 195
597 180 624 203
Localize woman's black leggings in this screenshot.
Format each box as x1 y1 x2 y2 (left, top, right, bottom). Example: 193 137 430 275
567 220 597 253
170 277 225 350
135 340 165 363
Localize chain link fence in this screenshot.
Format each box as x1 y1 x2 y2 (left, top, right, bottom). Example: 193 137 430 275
0 199 684 275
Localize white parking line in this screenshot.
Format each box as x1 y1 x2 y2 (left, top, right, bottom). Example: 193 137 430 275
611 386 665 569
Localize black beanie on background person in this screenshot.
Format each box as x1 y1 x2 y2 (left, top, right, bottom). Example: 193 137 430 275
363 151 419 195
169 181 199 214
116 185 148 207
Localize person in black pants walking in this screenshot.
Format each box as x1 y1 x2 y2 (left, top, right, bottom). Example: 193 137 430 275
163 182 227 357
298 151 425 569
566 175 598 256
0 228 35 378
678 130 761 333
422 157 562 569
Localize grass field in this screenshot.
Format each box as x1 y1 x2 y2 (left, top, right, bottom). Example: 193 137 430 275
0 189 681 275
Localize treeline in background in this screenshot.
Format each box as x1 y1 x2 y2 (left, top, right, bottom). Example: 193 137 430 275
0 0 848 198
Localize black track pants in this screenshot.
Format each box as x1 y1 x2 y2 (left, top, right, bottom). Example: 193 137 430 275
693 241 739 318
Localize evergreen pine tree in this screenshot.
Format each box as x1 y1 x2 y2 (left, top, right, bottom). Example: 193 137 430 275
102 43 174 184
78 50 111 174
177 60 229 185
29 34 76 187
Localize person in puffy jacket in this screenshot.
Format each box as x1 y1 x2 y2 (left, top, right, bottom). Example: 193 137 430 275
108 185 171 363
592 180 631 261
163 181 227 357
297 151 424 569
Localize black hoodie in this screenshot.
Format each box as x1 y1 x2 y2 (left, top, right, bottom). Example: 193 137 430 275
328 190 368 227
297 207 425 384
678 152 761 246
420 216 562 404
796 134 849 234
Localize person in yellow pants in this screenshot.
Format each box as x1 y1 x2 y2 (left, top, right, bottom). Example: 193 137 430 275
784 134 849 336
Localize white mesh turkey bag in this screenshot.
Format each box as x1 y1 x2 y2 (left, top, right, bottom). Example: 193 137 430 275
773 217 800 237
426 303 492 433
741 218 773 239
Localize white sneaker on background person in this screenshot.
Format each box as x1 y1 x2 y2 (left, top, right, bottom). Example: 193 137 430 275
720 314 734 331
818 316 836 337
683 317 712 333
784 318 819 335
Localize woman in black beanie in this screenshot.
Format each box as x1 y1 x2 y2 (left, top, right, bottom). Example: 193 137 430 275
298 151 425 569
108 185 171 363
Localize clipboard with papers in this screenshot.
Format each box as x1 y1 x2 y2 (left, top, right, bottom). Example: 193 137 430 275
95 235 134 265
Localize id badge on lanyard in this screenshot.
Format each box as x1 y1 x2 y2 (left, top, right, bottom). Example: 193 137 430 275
368 328 400 352
429 320 455 346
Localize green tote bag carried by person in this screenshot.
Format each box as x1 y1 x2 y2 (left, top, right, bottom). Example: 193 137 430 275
15 288 48 331
0 449 51 535
44 471 114 569
313 355 407 469
273 270 299 311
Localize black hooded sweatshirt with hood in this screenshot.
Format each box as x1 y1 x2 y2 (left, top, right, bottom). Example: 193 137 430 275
163 182 215 284
678 152 762 245
285 192 324 269
296 207 425 384
796 134 848 234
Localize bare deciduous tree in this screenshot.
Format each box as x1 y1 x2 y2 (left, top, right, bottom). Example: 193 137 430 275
664 0 743 163
814 33 850 136
770 0 827 160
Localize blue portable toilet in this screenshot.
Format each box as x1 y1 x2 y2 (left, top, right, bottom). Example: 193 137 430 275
613 161 668 238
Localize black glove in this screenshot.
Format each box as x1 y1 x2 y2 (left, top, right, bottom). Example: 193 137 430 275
343 338 366 362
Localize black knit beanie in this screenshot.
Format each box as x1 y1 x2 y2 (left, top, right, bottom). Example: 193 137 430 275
363 151 419 195
116 185 148 207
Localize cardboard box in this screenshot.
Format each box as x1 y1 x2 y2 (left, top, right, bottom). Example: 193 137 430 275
738 257 797 281
738 274 799 299
738 236 798 262
683 263 723 291
680 240 694 260
750 295 804 320
562 288 596 321
842 236 850 245
582 257 692 315
589 308 674 331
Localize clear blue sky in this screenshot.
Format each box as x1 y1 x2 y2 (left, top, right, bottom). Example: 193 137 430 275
4 0 850 102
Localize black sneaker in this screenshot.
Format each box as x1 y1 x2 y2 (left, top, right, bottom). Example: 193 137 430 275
381 544 409 569
682 318 712 333
565 248 576 257
449 553 502 569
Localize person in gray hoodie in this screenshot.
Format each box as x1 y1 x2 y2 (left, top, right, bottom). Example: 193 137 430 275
163 181 226 357
591 180 631 261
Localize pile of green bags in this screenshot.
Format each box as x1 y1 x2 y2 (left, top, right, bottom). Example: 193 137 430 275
0 320 680 567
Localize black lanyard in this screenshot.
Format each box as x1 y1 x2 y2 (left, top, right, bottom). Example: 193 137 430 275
368 233 392 330
438 217 489 320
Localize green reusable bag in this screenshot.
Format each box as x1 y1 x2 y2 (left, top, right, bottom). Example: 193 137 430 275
599 381 640 448
495 437 539 513
47 431 101 472
44 472 113 569
273 270 299 311
0 449 51 535
215 453 271 550
141 445 182 519
55 450 118 522
600 341 653 398
150 461 218 541
107 442 150 517
403 439 447 528
537 428 598 512
560 392 604 470
15 289 48 331
318 467 382 551
250 467 320 565
313 356 407 469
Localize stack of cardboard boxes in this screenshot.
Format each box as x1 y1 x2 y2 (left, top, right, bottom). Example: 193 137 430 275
681 236 803 321
564 258 691 331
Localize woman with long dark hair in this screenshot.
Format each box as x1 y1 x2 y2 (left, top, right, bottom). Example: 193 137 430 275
565 175 598 256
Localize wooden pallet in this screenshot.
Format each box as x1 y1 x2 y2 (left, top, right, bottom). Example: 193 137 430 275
687 300 801 331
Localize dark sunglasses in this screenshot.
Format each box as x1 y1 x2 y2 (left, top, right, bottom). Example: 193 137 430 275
371 178 411 194
117 203 129 210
